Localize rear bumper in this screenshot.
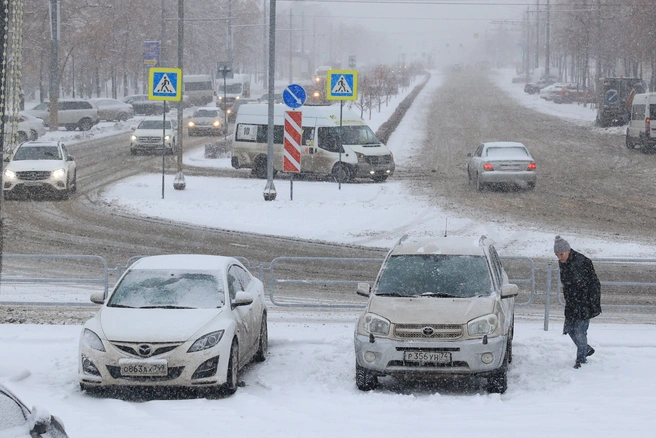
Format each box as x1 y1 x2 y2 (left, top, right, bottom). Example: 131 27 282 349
480 171 536 186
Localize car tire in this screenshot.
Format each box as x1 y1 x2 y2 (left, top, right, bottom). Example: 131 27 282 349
253 313 268 363
65 124 77 131
253 155 268 179
78 118 94 131
221 339 239 396
130 148 137 155
476 173 485 191
527 181 536 190
331 163 352 183
487 341 510 394
117 113 128 122
626 133 634 149
355 363 378 391
3 191 12 201
29 129 39 140
59 189 70 201
16 131 28 144
70 171 77 194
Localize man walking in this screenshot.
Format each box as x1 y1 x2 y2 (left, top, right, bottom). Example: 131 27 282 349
554 235 602 369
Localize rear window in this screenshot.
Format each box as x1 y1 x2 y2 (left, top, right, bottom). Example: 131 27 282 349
375 254 493 298
650 105 656 120
632 104 645 120
486 146 529 158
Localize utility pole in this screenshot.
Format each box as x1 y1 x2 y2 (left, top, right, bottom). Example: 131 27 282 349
173 0 185 190
263 0 277 202
262 0 267 86
289 8 293 83
161 0 165 67
544 0 550 77
595 0 601 83
525 8 530 83
535 0 539 70
0 0 7 271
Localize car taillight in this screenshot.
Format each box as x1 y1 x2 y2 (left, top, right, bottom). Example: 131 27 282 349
527 162 536 171
646 118 651 137
483 163 494 171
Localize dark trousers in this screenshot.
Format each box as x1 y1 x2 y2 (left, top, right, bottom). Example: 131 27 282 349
568 319 590 363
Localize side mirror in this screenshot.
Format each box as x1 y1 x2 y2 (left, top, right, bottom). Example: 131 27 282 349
90 292 105 304
232 291 254 308
356 282 371 297
29 406 52 435
501 284 519 298
68 155 75 161
467 152 472 157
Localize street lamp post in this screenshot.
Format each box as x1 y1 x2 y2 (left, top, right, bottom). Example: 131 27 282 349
48 0 60 132
173 0 186 190
218 65 231 141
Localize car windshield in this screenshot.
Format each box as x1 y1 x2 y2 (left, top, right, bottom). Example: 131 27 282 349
194 109 220 118
318 126 380 146
137 120 172 130
107 269 225 309
13 146 61 160
32 103 48 111
0 390 26 430
219 84 243 93
486 146 529 158
375 254 493 298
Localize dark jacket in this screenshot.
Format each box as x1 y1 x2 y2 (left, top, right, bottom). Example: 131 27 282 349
559 249 602 333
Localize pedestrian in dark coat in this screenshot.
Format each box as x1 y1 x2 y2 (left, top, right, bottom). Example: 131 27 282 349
554 235 602 369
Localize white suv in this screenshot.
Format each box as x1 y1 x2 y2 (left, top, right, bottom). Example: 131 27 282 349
23 99 100 131
130 116 179 155
3 141 77 200
354 235 518 393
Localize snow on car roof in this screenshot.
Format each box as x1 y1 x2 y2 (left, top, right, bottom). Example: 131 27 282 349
391 236 487 256
129 254 232 271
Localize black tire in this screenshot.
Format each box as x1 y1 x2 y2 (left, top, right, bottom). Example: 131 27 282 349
476 173 485 191
221 340 239 395
253 313 268 363
356 363 378 391
78 118 93 131
253 156 268 179
467 166 472 185
372 175 388 183
30 129 39 140
16 131 28 144
527 181 536 190
130 148 137 155
117 113 128 122
3 191 11 201
59 189 70 201
331 163 352 183
70 171 77 194
626 133 634 149
487 341 510 394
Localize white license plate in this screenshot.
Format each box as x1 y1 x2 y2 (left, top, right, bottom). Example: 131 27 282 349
23 182 44 187
119 359 168 377
404 351 452 364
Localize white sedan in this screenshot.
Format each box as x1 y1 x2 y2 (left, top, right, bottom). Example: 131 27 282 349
78 254 268 397
467 141 537 191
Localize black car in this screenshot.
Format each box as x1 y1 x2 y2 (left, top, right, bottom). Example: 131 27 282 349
122 94 164 115
0 383 69 437
524 78 556 94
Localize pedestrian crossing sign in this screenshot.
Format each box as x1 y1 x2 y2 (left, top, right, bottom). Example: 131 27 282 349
326 70 357 101
148 68 182 101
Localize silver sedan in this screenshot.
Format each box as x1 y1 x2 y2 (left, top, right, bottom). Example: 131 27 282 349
467 141 536 191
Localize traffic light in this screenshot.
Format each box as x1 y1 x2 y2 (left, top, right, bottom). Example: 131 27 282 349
348 55 356 68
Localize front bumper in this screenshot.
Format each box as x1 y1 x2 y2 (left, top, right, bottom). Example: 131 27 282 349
3 173 67 194
355 156 395 179
354 333 507 378
130 141 173 153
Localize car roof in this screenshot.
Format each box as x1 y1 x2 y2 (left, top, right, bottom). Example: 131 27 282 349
390 236 489 257
129 254 235 271
482 141 526 148
18 141 63 148
195 107 221 111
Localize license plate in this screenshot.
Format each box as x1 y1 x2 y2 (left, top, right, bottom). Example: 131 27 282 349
119 359 168 377
404 351 452 364
23 182 44 187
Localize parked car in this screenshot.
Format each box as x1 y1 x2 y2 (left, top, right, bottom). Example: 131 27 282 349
3 140 77 200
23 99 100 131
78 254 268 396
0 383 69 437
122 94 164 115
539 83 572 101
524 77 556 94
226 98 258 123
89 98 135 121
129 116 179 155
187 107 227 136
354 235 519 394
3 112 46 144
552 84 590 104
467 141 536 191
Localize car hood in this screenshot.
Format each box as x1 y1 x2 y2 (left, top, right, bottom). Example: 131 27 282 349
133 128 176 136
368 295 496 324
343 143 392 156
190 117 222 124
6 160 66 172
98 307 222 342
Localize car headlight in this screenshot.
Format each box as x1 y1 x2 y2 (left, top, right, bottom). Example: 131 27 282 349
188 121 195 127
4 169 16 179
356 152 366 162
164 135 170 141
130 135 137 141
52 168 65 179
188 330 224 352
82 329 106 352
212 120 221 127
467 314 499 337
362 313 390 336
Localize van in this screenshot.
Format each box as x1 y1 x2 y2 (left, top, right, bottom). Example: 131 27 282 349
183 74 215 106
353 235 519 393
626 92 656 152
217 74 251 109
231 103 395 182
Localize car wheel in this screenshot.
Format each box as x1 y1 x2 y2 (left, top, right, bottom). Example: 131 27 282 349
331 163 352 183
16 131 28 144
221 339 239 396
527 181 535 190
355 363 378 391
3 191 12 201
65 124 77 131
487 340 510 394
626 133 634 149
70 171 77 194
29 129 39 140
79 118 93 131
59 189 70 201
117 113 128 122
130 148 137 155
253 313 268 363
253 156 268 179
476 173 485 191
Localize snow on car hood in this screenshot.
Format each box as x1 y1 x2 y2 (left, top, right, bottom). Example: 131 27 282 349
6 160 65 172
367 295 496 325
133 128 175 136
343 143 391 155
98 307 223 342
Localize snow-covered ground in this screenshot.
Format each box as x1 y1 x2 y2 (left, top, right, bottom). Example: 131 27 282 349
2 70 654 438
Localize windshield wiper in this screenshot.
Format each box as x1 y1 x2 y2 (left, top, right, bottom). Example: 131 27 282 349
138 305 195 309
375 292 407 297
420 292 460 298
108 304 135 308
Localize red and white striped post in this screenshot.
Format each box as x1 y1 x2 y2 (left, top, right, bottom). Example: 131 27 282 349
284 110 302 200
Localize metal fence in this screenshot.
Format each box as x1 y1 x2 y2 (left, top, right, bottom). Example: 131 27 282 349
1 254 655 331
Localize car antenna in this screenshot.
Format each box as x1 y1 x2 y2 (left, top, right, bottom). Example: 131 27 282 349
444 218 448 237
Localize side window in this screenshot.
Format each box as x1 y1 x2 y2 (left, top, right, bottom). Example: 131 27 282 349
317 127 342 153
226 266 244 301
302 127 315 146
475 144 484 157
632 104 645 121
488 246 504 289
232 265 252 290
649 104 656 120
236 124 259 142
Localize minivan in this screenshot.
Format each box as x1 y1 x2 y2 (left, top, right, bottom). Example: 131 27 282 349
626 92 656 152
353 235 519 393
232 103 395 182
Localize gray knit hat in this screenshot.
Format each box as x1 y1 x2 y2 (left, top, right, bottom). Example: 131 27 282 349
554 235 571 254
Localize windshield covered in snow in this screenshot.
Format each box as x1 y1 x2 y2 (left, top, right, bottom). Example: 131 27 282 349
13 146 61 161
107 269 225 309
375 254 493 298
486 146 529 158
